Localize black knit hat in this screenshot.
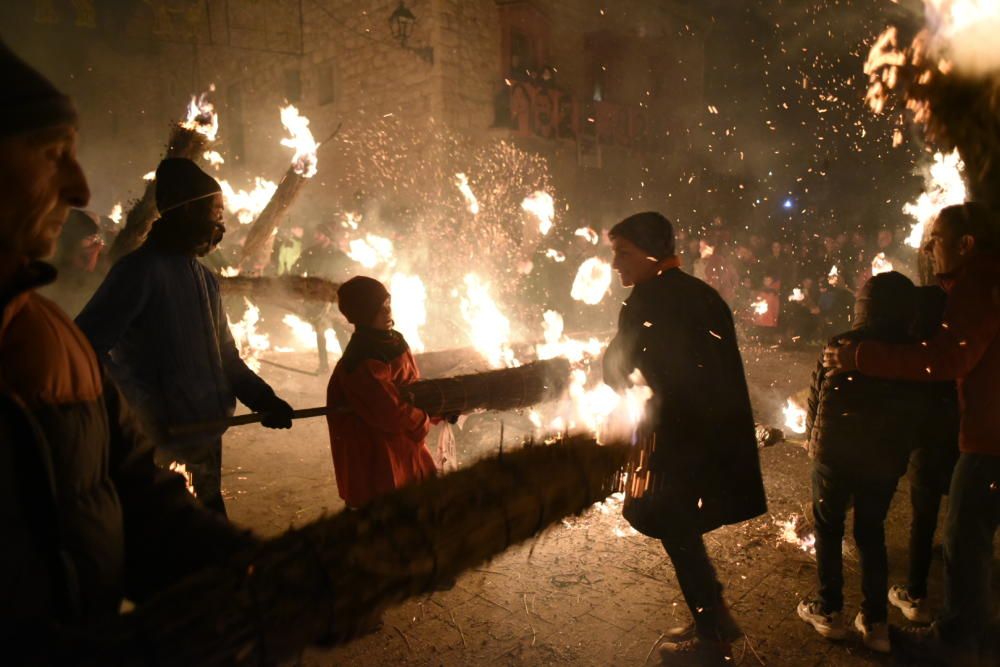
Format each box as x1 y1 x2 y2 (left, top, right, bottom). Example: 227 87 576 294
609 211 676 259
338 276 389 326
0 41 77 138
854 270 916 333
155 158 222 215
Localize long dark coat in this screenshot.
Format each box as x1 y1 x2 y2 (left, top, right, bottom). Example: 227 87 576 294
603 267 767 538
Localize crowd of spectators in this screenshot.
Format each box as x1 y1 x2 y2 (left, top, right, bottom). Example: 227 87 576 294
673 218 918 344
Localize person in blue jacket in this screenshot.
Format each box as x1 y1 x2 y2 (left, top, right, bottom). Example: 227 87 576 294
76 158 293 516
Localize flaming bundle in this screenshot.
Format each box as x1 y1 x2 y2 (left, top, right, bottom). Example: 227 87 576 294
219 274 340 305
110 89 219 262
50 437 628 666
403 357 571 416
238 105 322 273
865 2 1000 207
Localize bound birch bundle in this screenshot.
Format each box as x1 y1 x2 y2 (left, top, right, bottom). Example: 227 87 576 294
404 357 572 415
219 274 340 305
54 437 629 666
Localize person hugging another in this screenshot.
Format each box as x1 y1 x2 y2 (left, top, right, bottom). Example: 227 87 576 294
798 271 923 654
326 276 437 509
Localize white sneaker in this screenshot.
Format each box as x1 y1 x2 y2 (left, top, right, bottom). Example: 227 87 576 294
888 584 933 623
854 612 890 653
797 599 848 639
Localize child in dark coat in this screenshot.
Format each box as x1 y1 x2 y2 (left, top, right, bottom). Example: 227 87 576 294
797 271 923 653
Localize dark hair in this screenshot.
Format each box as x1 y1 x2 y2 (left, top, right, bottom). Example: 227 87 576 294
937 202 998 252
854 270 916 335
609 211 675 259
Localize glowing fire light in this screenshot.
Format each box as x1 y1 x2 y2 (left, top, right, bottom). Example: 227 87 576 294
521 190 555 235
575 227 600 245
783 398 807 435
699 242 715 259
180 86 218 141
389 273 427 353
903 150 967 249
454 173 480 215
279 104 319 178
788 288 805 302
143 171 156 181
220 266 240 277
228 298 270 373
925 0 1000 76
347 234 395 269
571 257 612 305
871 252 894 275
282 313 343 359
776 514 816 555
219 177 278 225
535 310 604 364
203 150 225 167
168 461 195 496
109 202 123 225
545 249 566 262
752 297 769 316
460 273 515 368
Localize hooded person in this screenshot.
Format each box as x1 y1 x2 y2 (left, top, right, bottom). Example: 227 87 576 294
798 271 925 653
0 43 255 659
75 157 294 516
325 276 438 509
602 211 766 665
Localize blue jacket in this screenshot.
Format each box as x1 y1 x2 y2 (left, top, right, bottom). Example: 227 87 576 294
76 244 277 451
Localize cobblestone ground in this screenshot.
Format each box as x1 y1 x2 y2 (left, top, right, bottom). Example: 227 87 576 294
221 347 996 666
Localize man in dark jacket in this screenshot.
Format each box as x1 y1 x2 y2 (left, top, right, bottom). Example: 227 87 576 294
602 212 767 665
0 42 254 661
76 158 294 516
825 202 999 664
798 271 923 653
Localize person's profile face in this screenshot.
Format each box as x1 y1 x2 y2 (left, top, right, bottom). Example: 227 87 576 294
611 236 659 288
370 296 394 331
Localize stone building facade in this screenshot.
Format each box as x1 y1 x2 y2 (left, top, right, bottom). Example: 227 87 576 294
3 0 708 228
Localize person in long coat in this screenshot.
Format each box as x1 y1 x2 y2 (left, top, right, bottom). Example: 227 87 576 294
602 211 767 666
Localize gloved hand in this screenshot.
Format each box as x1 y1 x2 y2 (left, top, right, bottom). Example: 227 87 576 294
259 395 294 429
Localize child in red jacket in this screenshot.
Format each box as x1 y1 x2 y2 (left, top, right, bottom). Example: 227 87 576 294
326 276 437 508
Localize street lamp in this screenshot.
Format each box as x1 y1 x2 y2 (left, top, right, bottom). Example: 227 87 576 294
388 1 433 64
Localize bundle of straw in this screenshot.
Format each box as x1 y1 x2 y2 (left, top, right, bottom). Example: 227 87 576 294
219 274 340 304
404 358 572 415
51 437 628 666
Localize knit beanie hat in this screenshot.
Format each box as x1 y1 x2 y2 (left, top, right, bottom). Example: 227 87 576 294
0 41 77 138
854 270 916 333
155 158 222 215
609 211 676 259
338 276 389 326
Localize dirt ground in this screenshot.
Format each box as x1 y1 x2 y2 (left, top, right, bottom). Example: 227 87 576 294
219 344 997 666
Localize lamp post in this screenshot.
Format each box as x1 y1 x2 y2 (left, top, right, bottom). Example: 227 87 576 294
388 1 434 64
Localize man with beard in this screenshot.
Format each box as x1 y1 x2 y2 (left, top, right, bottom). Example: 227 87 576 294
76 158 294 516
603 212 767 666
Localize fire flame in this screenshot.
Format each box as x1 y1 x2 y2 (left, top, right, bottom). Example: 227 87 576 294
203 150 225 168
228 298 270 373
871 252 894 276
574 227 600 245
454 173 480 215
571 257 613 305
168 461 196 496
109 202 122 225
699 242 715 259
180 86 218 141
783 398 807 435
282 313 343 359
788 287 805 302
220 266 240 277
143 171 156 181
925 0 1000 76
279 104 319 178
535 310 604 364
521 190 555 235
903 150 967 249
219 177 279 225
752 297 769 316
460 273 515 368
347 234 395 269
776 514 816 555
545 249 566 262
389 273 427 353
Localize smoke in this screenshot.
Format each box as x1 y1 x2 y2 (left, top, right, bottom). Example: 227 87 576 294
926 0 1000 76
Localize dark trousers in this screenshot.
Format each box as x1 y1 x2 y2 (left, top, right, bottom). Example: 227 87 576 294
906 480 943 599
936 453 1000 648
811 463 897 621
156 439 227 517
661 528 724 638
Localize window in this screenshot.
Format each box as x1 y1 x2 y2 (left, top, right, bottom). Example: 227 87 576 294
317 59 335 106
